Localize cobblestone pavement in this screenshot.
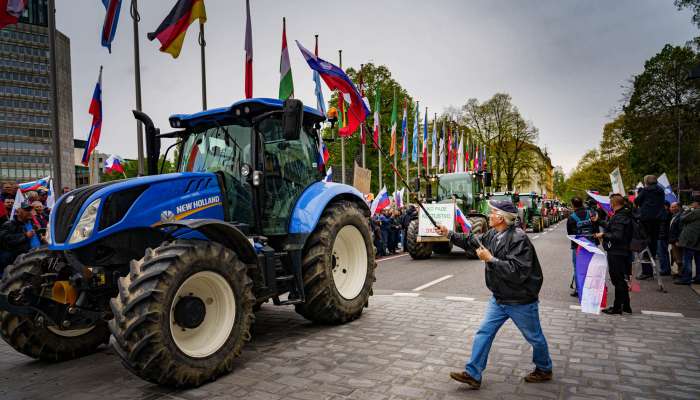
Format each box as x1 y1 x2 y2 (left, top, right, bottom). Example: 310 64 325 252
2 294 699 400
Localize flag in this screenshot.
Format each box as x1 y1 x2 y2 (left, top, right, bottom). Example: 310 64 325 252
401 100 408 160
389 89 397 156
586 191 613 215
147 0 206 59
372 85 381 148
422 107 428 168
657 173 678 203
99 0 122 53
297 41 369 137
323 166 333 182
244 0 253 98
446 125 452 172
457 132 464 172
82 68 103 166
438 136 445 170
317 132 329 171
465 135 471 172
474 143 479 172
568 235 608 314
431 115 437 168
312 39 325 116
455 205 472 234
394 188 404 208
0 0 27 29
278 18 293 100
358 71 366 144
370 186 390 216
412 101 419 163
104 154 125 174
19 176 50 193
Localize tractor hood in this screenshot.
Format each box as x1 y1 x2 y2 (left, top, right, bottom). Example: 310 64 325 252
48 172 224 251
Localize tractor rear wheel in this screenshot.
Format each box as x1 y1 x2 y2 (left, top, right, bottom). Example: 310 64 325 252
296 201 376 324
109 240 254 387
432 242 453 255
532 216 542 233
406 220 433 260
0 249 110 361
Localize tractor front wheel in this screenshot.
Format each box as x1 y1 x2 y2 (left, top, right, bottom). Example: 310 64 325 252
0 249 110 361
109 240 255 387
406 220 433 260
296 201 376 324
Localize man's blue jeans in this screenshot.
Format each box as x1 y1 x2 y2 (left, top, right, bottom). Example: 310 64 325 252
466 297 552 382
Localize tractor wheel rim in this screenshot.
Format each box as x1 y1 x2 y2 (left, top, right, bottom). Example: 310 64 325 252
47 325 95 337
331 225 368 300
170 271 236 358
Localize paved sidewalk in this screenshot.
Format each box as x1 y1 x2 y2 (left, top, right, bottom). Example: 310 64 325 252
1 295 699 400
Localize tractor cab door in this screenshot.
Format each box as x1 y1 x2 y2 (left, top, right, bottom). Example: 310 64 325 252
258 117 322 236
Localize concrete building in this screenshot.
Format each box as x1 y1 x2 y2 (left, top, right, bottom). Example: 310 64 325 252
0 0 74 188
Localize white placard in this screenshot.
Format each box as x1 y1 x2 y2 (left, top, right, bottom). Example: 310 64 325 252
418 203 455 236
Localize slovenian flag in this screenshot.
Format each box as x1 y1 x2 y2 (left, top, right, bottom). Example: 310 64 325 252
82 67 103 166
568 235 608 314
147 0 206 59
100 0 122 53
323 166 332 183
586 191 613 216
370 186 390 216
297 41 369 137
104 154 125 174
455 205 472 234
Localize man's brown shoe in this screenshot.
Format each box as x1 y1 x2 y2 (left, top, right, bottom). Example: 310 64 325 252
449 371 481 389
524 369 553 383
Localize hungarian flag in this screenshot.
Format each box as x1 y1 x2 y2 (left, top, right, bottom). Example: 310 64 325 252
147 0 206 59
401 100 407 160
244 0 253 98
278 18 293 100
100 0 122 53
0 0 27 29
389 89 397 156
82 68 103 166
372 85 381 148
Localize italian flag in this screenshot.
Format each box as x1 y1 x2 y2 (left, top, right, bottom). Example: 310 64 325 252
278 17 293 100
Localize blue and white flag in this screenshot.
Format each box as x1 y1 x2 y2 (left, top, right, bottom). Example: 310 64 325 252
658 173 678 204
568 235 608 314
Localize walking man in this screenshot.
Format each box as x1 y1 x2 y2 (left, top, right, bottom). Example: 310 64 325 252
437 200 552 389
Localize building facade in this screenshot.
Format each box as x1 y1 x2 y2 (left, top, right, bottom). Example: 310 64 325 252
0 0 74 188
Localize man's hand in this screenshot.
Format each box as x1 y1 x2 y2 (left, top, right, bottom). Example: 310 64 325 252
436 225 449 236
25 230 35 239
476 247 493 262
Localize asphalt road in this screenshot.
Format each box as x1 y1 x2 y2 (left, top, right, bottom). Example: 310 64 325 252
375 220 700 318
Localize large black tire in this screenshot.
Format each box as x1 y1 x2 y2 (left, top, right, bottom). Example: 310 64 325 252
532 216 542 233
0 248 110 361
432 242 453 255
295 200 376 324
406 220 433 260
109 240 255 387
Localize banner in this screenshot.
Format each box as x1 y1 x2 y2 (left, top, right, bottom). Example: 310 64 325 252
352 163 371 194
657 173 678 203
568 235 607 314
418 204 454 236
609 167 625 195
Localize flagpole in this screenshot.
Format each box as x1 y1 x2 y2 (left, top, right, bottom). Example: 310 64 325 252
199 21 207 110
131 0 145 176
47 0 62 190
338 49 345 184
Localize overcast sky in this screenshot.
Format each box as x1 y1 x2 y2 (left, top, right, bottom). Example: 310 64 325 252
55 0 695 174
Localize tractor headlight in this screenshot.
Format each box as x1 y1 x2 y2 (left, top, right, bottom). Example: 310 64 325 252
68 199 101 244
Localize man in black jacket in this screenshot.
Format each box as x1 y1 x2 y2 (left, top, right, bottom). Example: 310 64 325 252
594 194 634 314
634 175 665 273
669 202 683 276
438 200 552 389
0 202 38 275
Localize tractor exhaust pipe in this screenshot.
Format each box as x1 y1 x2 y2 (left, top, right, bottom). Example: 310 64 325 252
132 110 161 176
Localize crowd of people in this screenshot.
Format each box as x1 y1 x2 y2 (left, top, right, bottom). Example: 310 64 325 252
567 174 700 314
370 205 417 257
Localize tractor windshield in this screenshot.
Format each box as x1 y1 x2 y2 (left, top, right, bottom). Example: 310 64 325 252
437 173 473 205
490 194 512 202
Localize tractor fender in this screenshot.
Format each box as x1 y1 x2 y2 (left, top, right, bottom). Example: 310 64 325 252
289 182 368 234
159 219 257 264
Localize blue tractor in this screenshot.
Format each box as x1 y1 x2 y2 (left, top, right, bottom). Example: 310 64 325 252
0 99 376 387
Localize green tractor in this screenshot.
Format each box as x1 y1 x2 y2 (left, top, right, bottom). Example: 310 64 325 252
406 172 490 259
516 192 544 233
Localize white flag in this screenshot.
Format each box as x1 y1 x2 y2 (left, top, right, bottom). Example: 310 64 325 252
609 167 625 195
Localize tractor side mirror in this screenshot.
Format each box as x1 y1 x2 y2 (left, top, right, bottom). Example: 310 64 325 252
282 99 303 141
483 171 492 187
133 110 160 175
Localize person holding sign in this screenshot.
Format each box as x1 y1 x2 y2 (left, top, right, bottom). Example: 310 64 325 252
436 200 552 389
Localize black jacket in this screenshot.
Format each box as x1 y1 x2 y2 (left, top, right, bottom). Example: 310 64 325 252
658 209 671 241
599 207 634 256
0 216 32 256
401 207 416 229
449 225 543 305
669 211 682 243
634 184 665 221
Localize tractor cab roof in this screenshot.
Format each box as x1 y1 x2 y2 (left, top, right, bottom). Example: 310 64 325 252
169 98 325 130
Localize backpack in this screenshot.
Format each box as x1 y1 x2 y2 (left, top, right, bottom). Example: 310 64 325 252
571 210 594 237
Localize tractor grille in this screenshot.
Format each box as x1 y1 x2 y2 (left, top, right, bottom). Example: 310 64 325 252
53 182 117 243
99 185 148 231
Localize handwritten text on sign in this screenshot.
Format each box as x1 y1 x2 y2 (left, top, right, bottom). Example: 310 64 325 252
418 204 455 236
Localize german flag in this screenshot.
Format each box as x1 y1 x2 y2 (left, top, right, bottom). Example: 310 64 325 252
148 0 206 58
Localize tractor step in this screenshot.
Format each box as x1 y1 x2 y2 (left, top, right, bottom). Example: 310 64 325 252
271 295 303 306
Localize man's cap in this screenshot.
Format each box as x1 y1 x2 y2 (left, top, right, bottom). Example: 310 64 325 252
488 199 518 215
19 201 33 210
